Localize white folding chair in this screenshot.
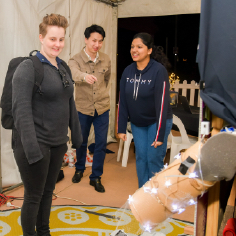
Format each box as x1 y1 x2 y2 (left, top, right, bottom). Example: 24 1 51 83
117 123 171 167
169 115 198 164
117 123 133 167
167 133 172 150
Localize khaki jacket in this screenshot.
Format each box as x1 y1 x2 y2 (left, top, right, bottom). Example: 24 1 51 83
68 49 111 116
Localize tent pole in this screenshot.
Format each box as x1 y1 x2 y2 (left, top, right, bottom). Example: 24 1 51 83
205 115 224 236
174 15 178 74
0 127 2 193
109 7 118 140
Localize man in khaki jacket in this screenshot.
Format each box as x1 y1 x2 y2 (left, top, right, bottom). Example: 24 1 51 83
68 25 111 193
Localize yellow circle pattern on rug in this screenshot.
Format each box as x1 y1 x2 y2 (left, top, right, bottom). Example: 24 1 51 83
0 205 193 235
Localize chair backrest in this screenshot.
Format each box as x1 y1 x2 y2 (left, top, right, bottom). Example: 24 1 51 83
167 134 172 149
172 115 191 144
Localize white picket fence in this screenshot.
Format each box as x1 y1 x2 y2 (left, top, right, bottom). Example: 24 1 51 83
172 80 200 107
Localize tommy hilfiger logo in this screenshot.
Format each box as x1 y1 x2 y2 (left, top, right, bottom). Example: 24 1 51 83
126 78 152 85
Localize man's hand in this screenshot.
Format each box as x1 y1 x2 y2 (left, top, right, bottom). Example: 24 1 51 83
118 133 127 141
85 74 97 84
151 141 163 148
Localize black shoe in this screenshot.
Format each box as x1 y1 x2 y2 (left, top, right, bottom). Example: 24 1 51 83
90 178 105 193
72 171 83 183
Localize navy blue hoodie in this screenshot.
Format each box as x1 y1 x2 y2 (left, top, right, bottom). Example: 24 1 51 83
118 59 172 142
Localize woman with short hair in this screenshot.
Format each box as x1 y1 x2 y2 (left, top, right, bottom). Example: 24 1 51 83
12 14 82 236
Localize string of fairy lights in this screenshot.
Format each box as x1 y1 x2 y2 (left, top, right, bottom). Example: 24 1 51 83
128 128 236 233
127 137 208 233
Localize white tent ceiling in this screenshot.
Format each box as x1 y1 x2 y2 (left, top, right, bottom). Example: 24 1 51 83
118 0 201 18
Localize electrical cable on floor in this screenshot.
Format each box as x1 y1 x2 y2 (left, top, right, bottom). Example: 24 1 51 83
52 193 89 205
0 193 23 209
0 192 89 209
1 183 23 194
6 202 21 209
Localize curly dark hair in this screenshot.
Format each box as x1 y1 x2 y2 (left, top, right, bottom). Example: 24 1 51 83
151 45 171 71
133 32 171 71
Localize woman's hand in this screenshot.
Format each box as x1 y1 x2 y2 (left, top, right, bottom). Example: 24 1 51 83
118 133 127 141
151 141 163 148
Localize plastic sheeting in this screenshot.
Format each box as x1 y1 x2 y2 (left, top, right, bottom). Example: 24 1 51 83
118 0 201 18
197 0 236 127
0 0 113 187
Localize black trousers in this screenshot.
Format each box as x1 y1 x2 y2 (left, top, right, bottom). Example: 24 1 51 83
13 133 67 236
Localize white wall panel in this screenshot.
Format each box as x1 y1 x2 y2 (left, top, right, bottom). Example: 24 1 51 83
0 0 114 187
70 0 112 58
118 0 201 18
70 0 114 145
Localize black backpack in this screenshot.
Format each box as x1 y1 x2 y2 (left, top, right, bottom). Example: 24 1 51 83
0 50 72 129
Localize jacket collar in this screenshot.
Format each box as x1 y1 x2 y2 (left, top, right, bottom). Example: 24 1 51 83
80 47 104 64
83 48 99 63
36 51 62 68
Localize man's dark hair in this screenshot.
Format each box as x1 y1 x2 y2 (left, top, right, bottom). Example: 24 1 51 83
84 24 106 39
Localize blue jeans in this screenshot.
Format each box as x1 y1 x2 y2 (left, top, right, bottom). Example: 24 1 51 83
131 118 172 188
75 110 109 180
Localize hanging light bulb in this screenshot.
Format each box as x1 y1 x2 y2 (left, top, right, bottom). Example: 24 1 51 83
188 199 196 205
174 153 181 159
165 180 172 188
172 204 178 211
189 172 198 178
143 223 152 232
178 208 185 214
151 188 158 194
128 195 133 204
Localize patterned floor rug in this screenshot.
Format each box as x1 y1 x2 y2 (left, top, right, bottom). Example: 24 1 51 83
0 205 193 236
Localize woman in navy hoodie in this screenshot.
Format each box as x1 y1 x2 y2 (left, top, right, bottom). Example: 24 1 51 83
117 33 173 188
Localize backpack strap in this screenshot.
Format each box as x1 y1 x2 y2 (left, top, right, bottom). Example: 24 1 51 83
28 52 72 96
61 60 74 83
29 55 44 95
29 50 38 57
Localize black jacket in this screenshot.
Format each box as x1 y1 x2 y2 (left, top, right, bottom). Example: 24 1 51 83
12 58 82 164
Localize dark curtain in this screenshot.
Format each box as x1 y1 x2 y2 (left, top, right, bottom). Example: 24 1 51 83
197 0 236 127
